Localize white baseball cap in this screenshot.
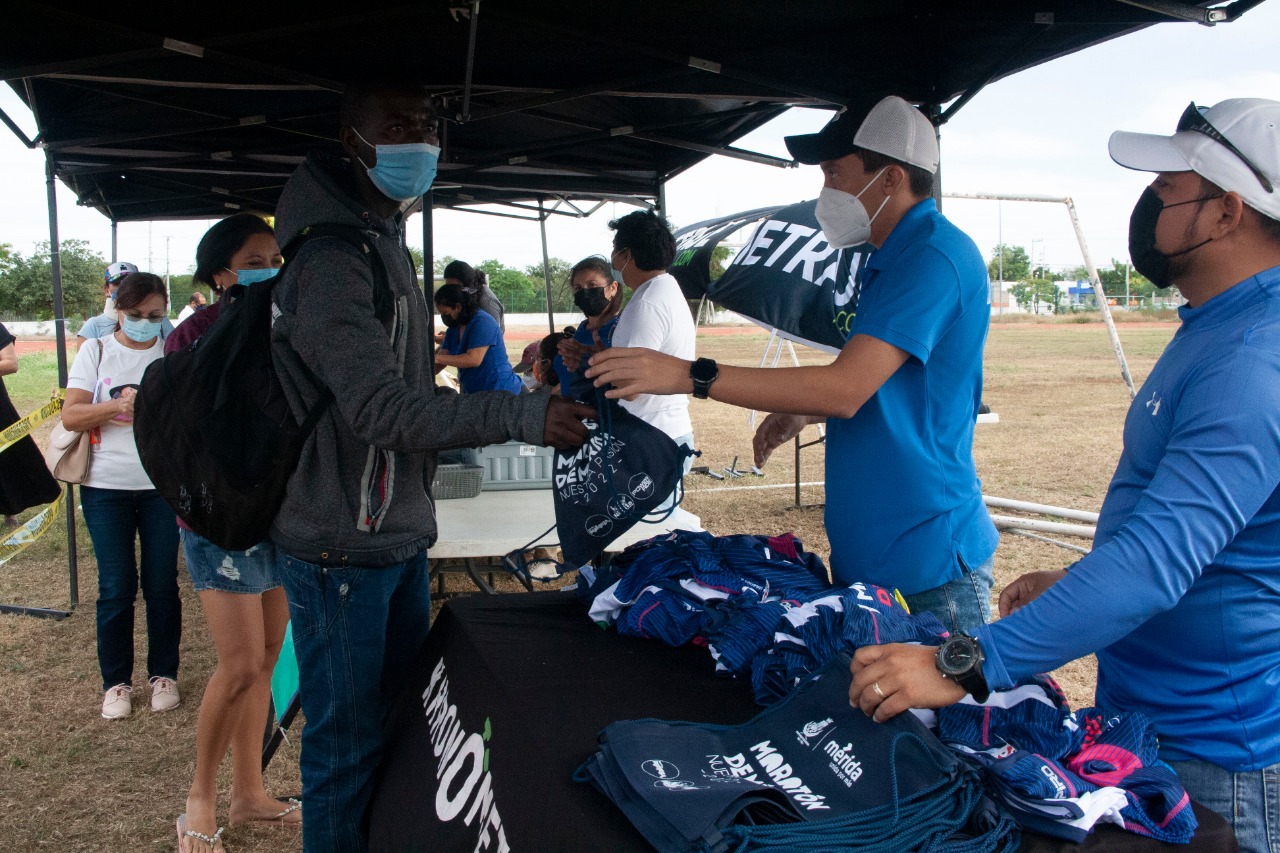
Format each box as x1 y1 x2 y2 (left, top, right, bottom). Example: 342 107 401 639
853 95 940 174
104 261 139 283
1109 98 1280 221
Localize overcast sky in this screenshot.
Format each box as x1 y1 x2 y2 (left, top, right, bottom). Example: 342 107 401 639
2 4 1278 281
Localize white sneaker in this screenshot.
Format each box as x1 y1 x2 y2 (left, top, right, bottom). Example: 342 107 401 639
101 684 132 719
149 676 180 713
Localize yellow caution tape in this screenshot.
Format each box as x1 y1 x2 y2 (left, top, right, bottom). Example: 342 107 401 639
0 390 64 456
0 491 64 568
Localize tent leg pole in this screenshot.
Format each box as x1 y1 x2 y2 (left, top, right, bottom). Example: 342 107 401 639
423 190 437 376
110 219 118 263
539 198 554 334
46 156 79 611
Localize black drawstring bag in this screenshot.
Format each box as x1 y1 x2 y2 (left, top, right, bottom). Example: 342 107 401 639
577 655 1019 853
552 391 696 569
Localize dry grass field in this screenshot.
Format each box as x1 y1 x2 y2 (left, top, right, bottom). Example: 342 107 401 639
0 318 1177 851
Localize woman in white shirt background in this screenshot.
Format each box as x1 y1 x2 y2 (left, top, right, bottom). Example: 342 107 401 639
63 272 181 721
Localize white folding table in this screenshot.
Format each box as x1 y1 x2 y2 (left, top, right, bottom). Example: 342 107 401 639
430 489 703 593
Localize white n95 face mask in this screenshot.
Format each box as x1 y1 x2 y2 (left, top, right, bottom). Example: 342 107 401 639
814 168 888 248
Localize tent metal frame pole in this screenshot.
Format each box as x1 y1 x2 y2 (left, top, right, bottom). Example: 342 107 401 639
538 198 555 334
48 157 79 612
111 220 118 262
423 190 436 376
460 0 481 121
2 157 78 620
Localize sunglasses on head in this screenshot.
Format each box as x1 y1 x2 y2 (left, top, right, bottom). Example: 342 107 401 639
1178 102 1274 194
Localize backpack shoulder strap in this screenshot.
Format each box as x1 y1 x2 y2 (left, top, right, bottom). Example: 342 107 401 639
282 224 395 322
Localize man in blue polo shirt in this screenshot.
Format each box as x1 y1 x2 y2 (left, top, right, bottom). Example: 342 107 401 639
588 96 998 632
850 98 1280 853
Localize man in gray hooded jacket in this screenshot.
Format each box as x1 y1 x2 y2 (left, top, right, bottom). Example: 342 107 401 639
268 80 592 853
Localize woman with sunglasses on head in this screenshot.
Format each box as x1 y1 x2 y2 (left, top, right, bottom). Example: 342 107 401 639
63 272 181 722
167 214 299 853
555 256 624 400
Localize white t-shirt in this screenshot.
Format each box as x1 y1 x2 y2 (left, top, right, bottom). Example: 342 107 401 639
611 272 695 440
67 334 165 491
176 305 196 325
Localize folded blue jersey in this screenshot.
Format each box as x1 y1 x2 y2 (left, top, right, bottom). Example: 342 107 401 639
938 680 1197 844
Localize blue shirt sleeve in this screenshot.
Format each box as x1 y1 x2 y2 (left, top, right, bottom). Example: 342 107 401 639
443 325 462 355
979 349 1280 689
857 245 963 363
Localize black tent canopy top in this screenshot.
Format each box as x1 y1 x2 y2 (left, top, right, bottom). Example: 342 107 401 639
1 0 1265 223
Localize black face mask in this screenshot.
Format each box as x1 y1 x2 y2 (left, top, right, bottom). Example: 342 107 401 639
439 312 459 328
573 286 611 317
1128 187 1220 289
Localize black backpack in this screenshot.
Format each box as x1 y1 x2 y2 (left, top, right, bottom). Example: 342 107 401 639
134 224 392 550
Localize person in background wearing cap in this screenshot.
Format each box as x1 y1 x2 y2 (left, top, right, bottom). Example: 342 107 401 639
589 96 998 633
77 261 175 343
849 98 1280 852
513 340 544 391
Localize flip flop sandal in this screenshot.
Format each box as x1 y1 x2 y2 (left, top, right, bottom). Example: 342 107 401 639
176 814 225 853
236 797 302 827
268 798 302 823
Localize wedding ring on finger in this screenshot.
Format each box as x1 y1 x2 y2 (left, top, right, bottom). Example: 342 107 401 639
872 681 885 699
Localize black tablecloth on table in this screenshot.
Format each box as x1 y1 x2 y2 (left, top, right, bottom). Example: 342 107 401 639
368 593 1236 853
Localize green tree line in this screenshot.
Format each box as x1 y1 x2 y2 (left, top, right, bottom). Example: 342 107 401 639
987 243 1160 314
0 240 212 322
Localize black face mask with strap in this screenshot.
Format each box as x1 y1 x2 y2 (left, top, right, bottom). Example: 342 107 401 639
1128 187 1221 289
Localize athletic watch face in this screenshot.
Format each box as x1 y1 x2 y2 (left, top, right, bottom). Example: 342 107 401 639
938 637 977 675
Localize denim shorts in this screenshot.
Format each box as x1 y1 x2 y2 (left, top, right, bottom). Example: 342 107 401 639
181 529 280 594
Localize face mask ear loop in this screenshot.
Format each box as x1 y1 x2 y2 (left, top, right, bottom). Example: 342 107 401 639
859 168 891 225
349 126 377 171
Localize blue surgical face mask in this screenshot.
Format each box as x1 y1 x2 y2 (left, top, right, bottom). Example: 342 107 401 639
236 267 278 285
352 128 440 202
121 315 163 343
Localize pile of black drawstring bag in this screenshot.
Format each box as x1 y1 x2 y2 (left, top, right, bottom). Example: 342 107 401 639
577 655 1019 853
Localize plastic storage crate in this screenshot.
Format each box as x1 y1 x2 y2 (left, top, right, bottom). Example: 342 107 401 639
477 441 554 491
430 464 485 500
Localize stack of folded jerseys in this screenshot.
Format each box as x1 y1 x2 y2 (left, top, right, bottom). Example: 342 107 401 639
584 531 1200 846
580 530 948 704
578 657 1019 853
932 677 1198 844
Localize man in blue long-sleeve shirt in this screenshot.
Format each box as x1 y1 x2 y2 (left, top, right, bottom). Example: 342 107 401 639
850 98 1280 852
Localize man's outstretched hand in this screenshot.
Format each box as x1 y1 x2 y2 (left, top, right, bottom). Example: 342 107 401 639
542 396 595 449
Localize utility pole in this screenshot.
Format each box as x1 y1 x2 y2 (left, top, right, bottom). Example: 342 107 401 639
165 236 172 314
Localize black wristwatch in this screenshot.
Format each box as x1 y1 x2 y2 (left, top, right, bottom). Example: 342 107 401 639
935 633 990 702
689 357 719 400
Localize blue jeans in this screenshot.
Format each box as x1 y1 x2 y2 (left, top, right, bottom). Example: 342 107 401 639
80 486 181 690
278 551 433 853
901 556 994 634
1167 758 1280 853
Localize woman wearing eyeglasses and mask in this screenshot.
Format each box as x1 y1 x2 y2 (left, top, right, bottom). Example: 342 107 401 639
63 272 181 722
555 256 624 399
166 214 299 853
